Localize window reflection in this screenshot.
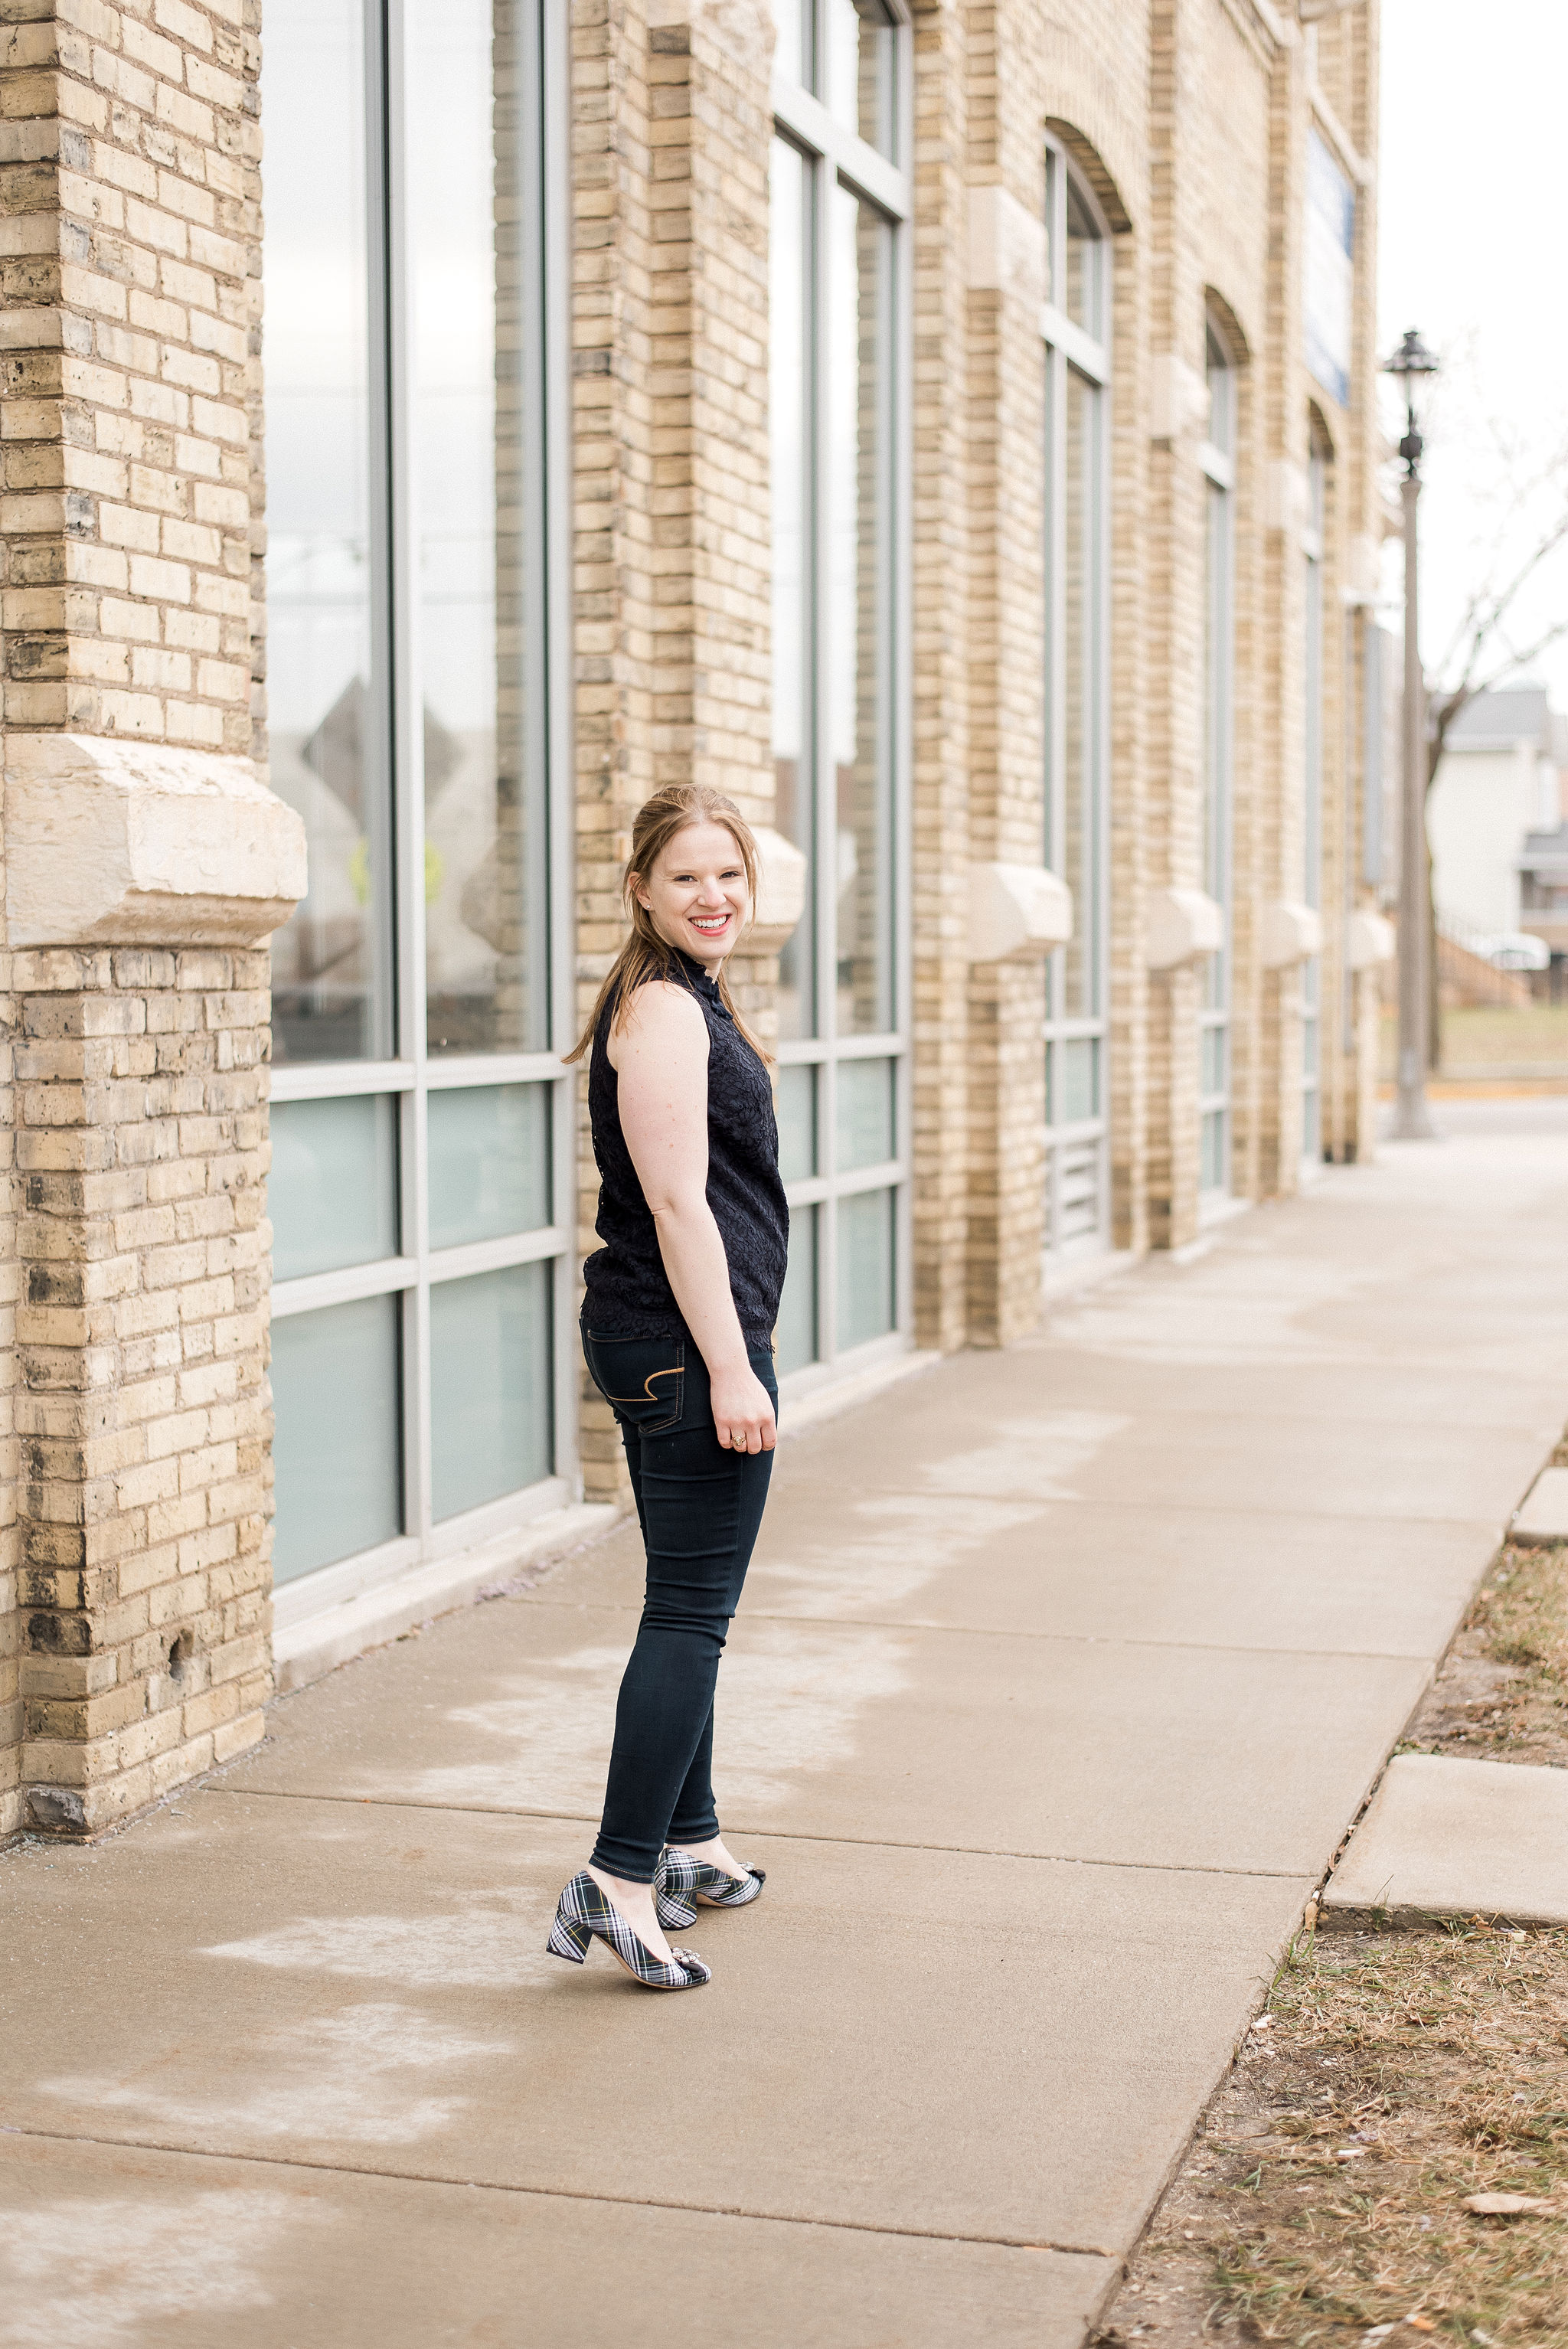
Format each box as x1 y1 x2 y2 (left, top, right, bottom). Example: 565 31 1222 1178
835 1057 893 1170
1063 177 1102 338
770 139 814 1042
773 0 805 85
270 1096 399 1281
775 1204 818 1374
776 1063 817 1181
828 186 893 1035
430 1263 553 1521
836 1188 894 1350
263 0 389 1064
1058 365 1100 1021
823 0 897 159
427 1083 551 1252
411 0 547 1057
1206 322 1234 456
271 1297 403 1580
1200 327 1236 1193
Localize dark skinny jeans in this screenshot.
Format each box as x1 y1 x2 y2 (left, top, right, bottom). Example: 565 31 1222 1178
582 1328 777 1884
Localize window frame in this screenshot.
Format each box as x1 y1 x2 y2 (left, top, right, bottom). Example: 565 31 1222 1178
266 0 577 1609
1302 429 1329 1172
770 3 914 1390
1040 136 1114 1266
1198 315 1238 1206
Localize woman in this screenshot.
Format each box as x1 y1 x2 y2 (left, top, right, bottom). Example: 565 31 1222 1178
547 785 789 1991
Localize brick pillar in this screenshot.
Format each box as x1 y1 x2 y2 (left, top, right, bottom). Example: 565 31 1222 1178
0 860 14 1837
1250 28 1310 1200
907 0 971 1353
646 0 774 1021
14 936 283 1834
962 137 1050 1341
1144 0 1206 1251
0 2 304 1837
1106 218 1151 1259
571 0 655 1507
570 0 774 1502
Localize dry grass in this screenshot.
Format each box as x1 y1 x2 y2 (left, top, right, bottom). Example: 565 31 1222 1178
1096 1530 1568 2348
1401 1542 1568 1772
1096 1928 1568 2349
1378 1006 1568 1082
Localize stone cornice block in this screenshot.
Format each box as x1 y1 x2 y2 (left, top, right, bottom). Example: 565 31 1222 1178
967 861 1073 962
1259 900 1324 970
1346 910 1396 971
1146 887 1224 971
5 734 307 950
1149 354 1210 443
967 185 1048 308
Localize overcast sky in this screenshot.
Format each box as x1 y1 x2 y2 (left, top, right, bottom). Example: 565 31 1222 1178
1377 0 1568 705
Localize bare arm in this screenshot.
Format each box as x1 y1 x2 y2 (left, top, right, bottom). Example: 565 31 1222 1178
609 982 776 1453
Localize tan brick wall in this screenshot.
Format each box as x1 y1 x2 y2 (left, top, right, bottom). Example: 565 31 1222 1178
908 0 972 1353
0 821 15 1838
0 0 259 749
14 945 270 1834
0 0 269 1836
570 0 774 1503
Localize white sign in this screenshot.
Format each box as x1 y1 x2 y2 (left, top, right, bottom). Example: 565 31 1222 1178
1304 131 1354 410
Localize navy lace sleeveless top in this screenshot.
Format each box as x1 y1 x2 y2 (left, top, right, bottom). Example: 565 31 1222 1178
582 952 789 1348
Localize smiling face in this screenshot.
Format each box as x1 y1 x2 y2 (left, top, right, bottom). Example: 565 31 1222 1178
633 819 752 972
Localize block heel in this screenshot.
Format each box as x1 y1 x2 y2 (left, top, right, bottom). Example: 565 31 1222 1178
547 1907 592 1964
544 1870 711 1991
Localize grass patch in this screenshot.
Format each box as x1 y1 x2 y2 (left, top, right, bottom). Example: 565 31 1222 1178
1378 1005 1568 1080
1400 1543 1568 1772
1096 1928 1568 2348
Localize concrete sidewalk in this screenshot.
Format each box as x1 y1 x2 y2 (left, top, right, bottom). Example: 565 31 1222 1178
4 1103 1568 2348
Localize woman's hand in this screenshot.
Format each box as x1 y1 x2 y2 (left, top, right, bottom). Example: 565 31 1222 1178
710 1362 777 1455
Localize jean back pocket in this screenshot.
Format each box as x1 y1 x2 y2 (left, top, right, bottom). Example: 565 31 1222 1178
583 1334 686 1436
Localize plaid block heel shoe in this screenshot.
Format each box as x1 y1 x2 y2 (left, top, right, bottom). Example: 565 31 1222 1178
654 1848 766 1932
546 1871 711 1991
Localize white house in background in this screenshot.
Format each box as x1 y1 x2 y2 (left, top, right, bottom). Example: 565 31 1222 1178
1427 685 1567 939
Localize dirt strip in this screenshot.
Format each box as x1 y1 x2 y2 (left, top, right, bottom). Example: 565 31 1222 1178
1093 1537 1568 2346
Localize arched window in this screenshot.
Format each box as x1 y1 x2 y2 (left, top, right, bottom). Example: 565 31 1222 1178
1042 138 1112 1259
770 4 912 1379
1200 316 1238 1200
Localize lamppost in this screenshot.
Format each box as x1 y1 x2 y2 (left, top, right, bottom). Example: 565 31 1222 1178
1383 325 1440 1141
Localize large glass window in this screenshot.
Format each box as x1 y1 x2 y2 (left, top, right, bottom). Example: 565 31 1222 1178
1042 144 1111 1260
265 0 389 1064
1302 438 1328 1169
1200 322 1237 1201
771 9 910 1381
262 2 570 1593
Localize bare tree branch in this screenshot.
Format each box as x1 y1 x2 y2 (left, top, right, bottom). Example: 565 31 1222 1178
1429 503 1568 699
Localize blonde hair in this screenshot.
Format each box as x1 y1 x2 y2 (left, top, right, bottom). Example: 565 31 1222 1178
564 786 769 1066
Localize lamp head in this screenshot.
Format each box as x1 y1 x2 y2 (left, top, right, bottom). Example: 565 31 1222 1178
1382 327 1439 474
1382 325 1440 385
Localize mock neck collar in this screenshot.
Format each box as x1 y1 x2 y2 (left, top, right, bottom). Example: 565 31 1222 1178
673 948 722 999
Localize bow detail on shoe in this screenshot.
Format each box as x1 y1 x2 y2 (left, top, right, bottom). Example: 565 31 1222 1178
546 1871 712 1990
